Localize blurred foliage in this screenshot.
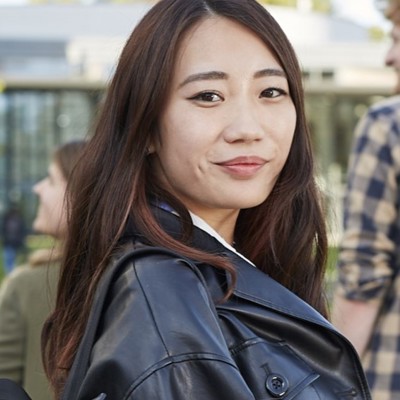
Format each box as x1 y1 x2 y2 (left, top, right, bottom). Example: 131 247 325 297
369 26 387 40
259 0 331 13
259 0 297 6
0 234 55 284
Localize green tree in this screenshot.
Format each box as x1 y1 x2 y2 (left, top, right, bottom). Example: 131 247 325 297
312 0 331 13
258 0 297 6
259 0 332 13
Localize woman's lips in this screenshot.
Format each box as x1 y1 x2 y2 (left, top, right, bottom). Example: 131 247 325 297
216 156 267 177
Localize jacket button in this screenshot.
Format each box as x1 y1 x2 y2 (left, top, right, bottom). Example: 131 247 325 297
265 374 289 398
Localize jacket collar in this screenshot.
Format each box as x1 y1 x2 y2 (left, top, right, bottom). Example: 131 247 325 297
125 205 334 330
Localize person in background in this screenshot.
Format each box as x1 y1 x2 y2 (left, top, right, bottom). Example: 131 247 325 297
332 1 400 398
0 140 86 400
1 205 26 275
42 1 370 399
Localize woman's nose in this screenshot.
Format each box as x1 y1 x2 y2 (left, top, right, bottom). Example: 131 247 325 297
385 43 400 67
223 103 264 143
32 179 44 195
385 47 395 67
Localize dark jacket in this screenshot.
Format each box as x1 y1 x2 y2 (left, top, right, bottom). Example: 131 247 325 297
70 209 371 400
1 209 26 248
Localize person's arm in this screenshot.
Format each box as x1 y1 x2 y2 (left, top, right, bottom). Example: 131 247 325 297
0 275 25 383
331 295 380 357
75 255 255 400
333 103 400 357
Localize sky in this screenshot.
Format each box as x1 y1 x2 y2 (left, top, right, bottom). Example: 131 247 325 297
0 0 390 29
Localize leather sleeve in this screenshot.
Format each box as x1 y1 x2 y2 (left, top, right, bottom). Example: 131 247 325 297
77 254 255 400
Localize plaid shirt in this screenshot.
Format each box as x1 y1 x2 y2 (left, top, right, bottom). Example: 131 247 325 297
337 95 400 399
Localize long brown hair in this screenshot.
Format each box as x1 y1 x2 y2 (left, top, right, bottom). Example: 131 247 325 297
43 0 328 396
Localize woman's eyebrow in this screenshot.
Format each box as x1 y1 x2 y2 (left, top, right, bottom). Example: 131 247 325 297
254 68 286 79
179 67 286 88
179 71 227 87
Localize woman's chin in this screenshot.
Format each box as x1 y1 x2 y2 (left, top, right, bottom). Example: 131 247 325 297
33 220 49 236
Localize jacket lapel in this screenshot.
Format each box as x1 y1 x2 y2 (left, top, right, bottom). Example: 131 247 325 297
230 254 334 330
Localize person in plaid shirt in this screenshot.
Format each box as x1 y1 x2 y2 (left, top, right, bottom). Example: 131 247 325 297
333 1 400 398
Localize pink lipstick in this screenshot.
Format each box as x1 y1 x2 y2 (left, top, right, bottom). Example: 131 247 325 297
216 156 266 177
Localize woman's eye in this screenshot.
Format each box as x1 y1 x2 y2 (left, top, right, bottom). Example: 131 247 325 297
189 92 222 102
260 87 286 99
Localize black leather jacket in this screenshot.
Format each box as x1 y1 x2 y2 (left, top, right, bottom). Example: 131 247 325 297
71 209 371 400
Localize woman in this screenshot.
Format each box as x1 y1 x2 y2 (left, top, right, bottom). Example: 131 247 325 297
0 141 85 400
43 1 371 399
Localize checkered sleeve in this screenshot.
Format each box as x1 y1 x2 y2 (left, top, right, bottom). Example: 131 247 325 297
337 97 400 302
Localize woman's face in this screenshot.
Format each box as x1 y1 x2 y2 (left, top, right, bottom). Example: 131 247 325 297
152 17 296 238
32 161 67 239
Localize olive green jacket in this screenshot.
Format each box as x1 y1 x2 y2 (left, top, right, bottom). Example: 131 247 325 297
0 249 60 400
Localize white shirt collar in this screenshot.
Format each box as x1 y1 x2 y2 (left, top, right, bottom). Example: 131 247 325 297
189 211 255 267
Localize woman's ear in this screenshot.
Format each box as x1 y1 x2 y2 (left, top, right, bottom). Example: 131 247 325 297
147 143 156 155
